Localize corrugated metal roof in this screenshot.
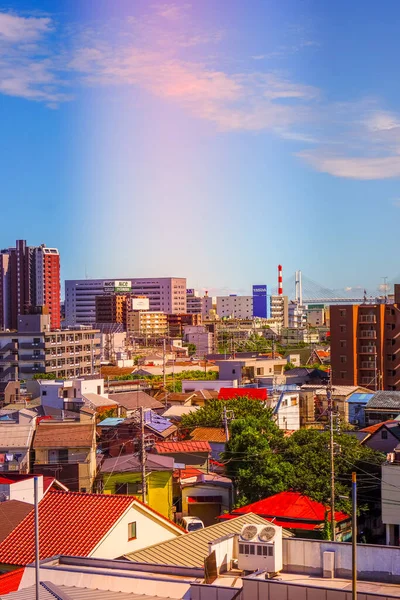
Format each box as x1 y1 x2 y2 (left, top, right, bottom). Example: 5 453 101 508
83 393 118 408
125 513 291 567
98 418 125 427
346 392 374 404
101 453 174 473
366 391 400 409
1 583 163 599
109 391 164 411
0 424 34 449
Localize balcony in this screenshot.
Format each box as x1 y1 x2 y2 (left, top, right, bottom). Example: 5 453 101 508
19 342 45 350
18 354 45 362
19 366 46 374
359 315 377 324
359 331 377 339
360 361 375 369
359 346 377 354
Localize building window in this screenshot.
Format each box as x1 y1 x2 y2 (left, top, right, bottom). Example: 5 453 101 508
340 325 346 333
340 356 347 363
340 340 347 348
340 371 347 379
382 430 388 440
42 391 47 396
340 310 347 317
128 522 137 540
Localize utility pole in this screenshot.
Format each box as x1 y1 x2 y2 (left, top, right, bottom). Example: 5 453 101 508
223 405 230 442
352 472 357 600
34 476 40 600
162 338 166 390
327 382 336 541
140 407 147 504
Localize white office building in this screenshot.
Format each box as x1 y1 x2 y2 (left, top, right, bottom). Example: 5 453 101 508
216 296 253 319
65 278 186 326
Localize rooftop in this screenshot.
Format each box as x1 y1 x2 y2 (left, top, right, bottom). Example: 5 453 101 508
109 391 164 411
154 440 211 454
33 422 94 449
218 388 268 401
124 513 291 567
0 491 137 565
82 393 118 408
228 491 349 530
101 453 174 473
0 501 32 543
346 392 374 404
366 390 400 409
361 420 400 438
143 410 176 436
0 424 35 449
190 427 227 443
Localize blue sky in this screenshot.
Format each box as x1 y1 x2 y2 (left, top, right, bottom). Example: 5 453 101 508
1 1 400 297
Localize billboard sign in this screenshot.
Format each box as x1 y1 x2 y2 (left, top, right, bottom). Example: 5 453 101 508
104 280 132 293
253 284 268 318
131 297 150 311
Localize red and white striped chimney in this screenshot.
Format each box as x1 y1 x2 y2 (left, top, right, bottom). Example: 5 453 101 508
278 264 283 296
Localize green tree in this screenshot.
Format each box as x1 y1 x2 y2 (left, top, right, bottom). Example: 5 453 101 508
284 362 295 371
181 396 272 429
183 343 197 356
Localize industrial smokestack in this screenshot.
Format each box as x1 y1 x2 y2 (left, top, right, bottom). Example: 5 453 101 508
278 265 283 296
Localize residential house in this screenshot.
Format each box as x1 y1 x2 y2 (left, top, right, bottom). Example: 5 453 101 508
284 367 329 387
222 491 351 540
382 447 400 545
124 513 292 567
0 490 184 567
271 391 300 431
161 405 200 422
0 422 36 473
189 428 226 459
98 411 177 458
214 356 286 385
359 420 400 453
153 441 211 470
99 453 174 519
365 391 400 426
178 470 233 526
108 391 165 416
33 420 97 491
300 385 371 427
307 348 331 366
345 392 374 427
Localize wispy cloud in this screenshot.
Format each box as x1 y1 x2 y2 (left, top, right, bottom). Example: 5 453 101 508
2 6 400 180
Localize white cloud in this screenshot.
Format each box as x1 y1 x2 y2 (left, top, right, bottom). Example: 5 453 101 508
0 12 51 42
299 151 400 180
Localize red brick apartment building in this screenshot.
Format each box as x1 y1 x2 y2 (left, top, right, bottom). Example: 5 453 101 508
331 287 400 390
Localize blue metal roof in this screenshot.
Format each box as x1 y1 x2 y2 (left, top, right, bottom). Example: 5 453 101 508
144 410 173 433
98 417 125 427
346 393 374 404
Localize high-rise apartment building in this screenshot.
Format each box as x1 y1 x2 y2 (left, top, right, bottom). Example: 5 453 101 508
270 295 289 327
0 240 60 330
186 289 202 314
330 299 400 390
65 278 186 326
216 296 253 319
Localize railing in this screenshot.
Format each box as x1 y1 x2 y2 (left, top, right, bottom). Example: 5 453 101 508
359 331 377 339
359 315 377 323
360 361 375 369
359 346 376 353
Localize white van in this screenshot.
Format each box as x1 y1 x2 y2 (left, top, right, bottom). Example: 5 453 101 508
179 516 205 532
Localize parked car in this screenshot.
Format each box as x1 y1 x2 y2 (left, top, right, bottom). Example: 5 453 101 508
179 516 205 532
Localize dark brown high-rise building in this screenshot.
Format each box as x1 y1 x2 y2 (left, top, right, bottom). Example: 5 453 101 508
330 299 400 390
0 240 60 331
95 293 134 329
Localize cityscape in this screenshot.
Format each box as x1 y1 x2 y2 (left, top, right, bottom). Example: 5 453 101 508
3 1 400 599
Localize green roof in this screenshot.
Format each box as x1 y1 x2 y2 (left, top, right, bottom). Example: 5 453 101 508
124 513 291 568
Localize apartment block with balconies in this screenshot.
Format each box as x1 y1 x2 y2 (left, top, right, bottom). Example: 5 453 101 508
0 313 101 384
331 303 400 391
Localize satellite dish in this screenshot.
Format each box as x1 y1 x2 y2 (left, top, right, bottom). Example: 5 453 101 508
259 526 276 542
241 525 258 541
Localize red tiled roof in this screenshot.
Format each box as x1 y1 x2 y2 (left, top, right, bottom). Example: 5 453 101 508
231 491 349 525
0 476 17 484
154 440 211 454
360 420 398 435
218 388 268 401
0 491 136 566
0 568 24 594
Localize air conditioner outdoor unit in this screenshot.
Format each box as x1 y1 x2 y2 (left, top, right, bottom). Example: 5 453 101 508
238 523 283 573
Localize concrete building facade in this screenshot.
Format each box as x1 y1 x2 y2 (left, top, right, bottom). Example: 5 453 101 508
65 277 186 326
270 294 289 327
126 310 168 337
216 296 253 319
0 314 100 383
0 240 60 330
